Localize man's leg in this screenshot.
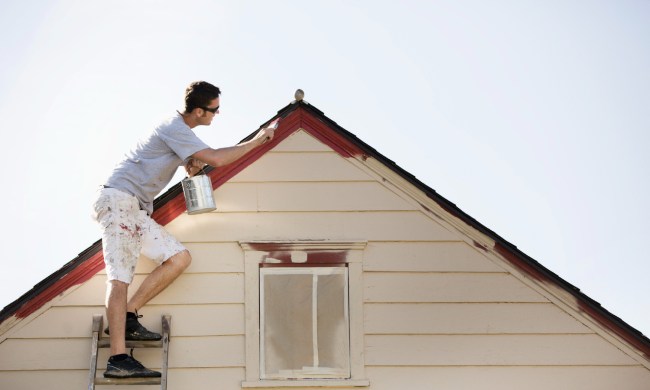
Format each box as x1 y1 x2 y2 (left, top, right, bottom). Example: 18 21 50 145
127 250 191 313
95 189 162 378
106 280 129 356
104 279 161 379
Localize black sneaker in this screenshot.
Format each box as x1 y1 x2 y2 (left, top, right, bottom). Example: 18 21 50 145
103 353 161 378
104 312 162 341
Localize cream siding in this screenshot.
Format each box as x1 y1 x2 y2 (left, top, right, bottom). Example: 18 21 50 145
365 367 650 390
1 129 648 389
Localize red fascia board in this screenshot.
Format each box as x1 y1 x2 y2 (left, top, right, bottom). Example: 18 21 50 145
13 250 104 319
494 242 650 359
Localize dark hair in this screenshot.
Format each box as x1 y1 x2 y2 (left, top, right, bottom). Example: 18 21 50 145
184 81 221 112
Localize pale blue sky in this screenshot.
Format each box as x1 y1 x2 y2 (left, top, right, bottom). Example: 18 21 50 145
1 1 648 336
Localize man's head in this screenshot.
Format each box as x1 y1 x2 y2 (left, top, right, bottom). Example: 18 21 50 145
183 81 221 126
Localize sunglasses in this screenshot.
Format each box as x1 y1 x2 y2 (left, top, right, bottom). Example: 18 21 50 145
201 105 219 113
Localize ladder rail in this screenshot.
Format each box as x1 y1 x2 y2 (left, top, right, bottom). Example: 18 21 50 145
161 315 171 390
88 314 103 390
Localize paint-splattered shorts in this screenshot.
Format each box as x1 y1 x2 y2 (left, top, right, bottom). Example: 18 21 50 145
92 188 186 284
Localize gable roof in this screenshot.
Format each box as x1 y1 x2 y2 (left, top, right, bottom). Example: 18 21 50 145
1 99 648 360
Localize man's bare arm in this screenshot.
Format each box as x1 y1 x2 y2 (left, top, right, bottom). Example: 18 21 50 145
189 127 275 172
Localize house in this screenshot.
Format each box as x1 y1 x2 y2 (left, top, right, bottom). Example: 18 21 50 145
1 97 649 389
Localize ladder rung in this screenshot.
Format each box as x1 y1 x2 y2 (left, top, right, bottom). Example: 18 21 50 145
94 377 162 386
97 339 163 348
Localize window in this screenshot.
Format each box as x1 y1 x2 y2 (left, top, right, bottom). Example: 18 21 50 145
261 267 349 379
241 241 369 388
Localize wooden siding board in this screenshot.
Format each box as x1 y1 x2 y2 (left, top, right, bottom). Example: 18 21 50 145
2 366 648 390
95 242 245 276
256 182 416 212
0 336 244 370
364 242 503 272
0 338 89 370
365 334 638 366
55 274 244 306
166 211 458 242
364 303 591 334
364 273 548 303
152 304 244 336
167 335 244 368
0 368 247 390
168 367 245 390
0 370 87 390
365 366 650 390
210 182 417 213
181 242 245 273
10 304 244 338
229 152 373 182
213 182 259 212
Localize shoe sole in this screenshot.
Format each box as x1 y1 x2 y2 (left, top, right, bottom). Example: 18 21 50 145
104 330 162 341
104 372 162 378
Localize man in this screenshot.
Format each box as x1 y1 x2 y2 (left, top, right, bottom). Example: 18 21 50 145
92 81 274 378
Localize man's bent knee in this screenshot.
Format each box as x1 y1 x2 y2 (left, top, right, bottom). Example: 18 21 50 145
166 250 191 271
107 279 129 294
108 279 129 287
105 280 129 307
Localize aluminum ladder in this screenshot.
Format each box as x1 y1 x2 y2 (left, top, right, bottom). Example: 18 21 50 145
88 314 171 390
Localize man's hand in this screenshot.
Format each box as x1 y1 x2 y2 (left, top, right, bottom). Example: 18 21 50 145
184 158 206 177
254 127 275 146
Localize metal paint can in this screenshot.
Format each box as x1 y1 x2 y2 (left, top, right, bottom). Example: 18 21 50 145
181 174 216 215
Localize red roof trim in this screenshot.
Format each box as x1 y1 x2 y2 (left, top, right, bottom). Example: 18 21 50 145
14 251 104 318
299 112 367 159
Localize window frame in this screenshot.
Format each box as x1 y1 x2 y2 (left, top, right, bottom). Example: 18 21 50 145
240 241 369 388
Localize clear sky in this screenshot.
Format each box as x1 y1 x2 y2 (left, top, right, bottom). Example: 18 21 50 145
1 1 648 337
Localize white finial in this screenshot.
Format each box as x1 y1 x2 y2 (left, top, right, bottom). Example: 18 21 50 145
294 89 304 101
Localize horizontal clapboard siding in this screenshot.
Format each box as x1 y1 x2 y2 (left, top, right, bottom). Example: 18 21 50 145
365 334 635 366
364 272 547 303
229 151 373 182
56 273 244 306
0 368 246 390
11 304 245 338
167 211 458 242
4 366 648 390
364 241 503 272
365 366 650 390
212 182 417 212
97 241 245 275
364 303 590 334
0 336 244 370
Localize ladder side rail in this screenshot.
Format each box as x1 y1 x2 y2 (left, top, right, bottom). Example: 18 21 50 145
161 315 171 390
88 314 103 390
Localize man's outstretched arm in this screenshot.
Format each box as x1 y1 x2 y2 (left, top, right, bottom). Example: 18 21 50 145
189 127 275 174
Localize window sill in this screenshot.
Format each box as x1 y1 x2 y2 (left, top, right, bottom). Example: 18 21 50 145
242 379 370 388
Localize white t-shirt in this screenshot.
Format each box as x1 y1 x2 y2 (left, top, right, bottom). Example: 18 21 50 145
105 113 209 214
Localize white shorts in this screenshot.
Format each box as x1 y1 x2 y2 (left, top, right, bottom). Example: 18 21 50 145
92 188 186 284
